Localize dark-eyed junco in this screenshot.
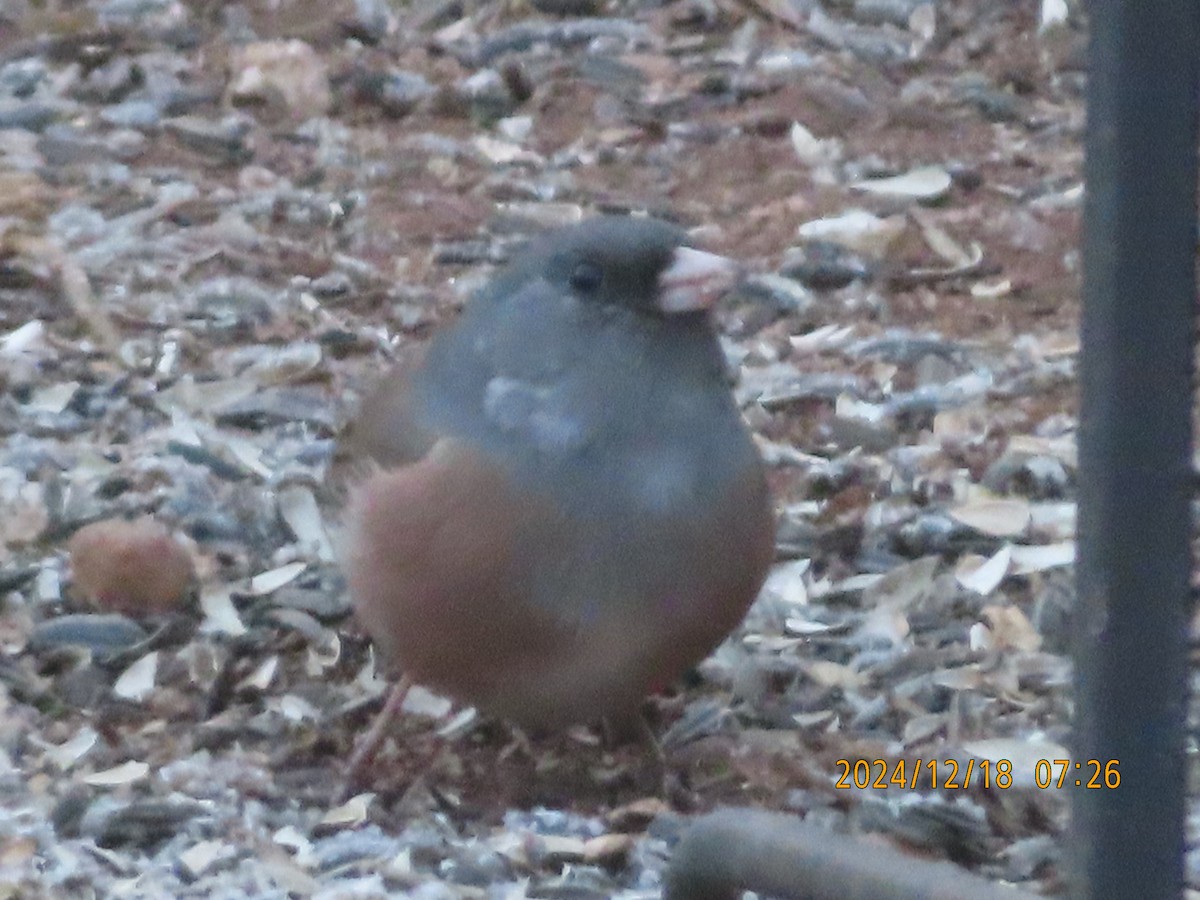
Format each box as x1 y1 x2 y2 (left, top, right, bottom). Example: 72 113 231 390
334 216 774 762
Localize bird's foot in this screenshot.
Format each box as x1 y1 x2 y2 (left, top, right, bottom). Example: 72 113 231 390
337 675 412 803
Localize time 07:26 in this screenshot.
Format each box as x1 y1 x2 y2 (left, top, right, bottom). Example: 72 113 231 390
1035 759 1121 789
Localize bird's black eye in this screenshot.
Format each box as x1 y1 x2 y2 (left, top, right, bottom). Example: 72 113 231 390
569 261 603 293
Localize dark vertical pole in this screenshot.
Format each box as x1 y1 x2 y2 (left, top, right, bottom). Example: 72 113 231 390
1075 2 1198 898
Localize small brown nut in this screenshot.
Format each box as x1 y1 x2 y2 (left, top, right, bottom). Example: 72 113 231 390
68 516 195 616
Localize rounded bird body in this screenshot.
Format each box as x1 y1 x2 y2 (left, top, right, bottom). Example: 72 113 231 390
338 216 774 729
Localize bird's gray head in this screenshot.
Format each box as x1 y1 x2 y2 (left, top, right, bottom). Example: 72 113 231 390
500 216 739 319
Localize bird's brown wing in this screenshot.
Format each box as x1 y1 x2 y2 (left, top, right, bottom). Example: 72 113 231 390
341 438 580 718
327 351 437 502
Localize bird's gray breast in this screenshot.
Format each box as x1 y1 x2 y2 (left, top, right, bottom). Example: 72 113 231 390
415 284 748 520
481 375 592 456
414 290 761 628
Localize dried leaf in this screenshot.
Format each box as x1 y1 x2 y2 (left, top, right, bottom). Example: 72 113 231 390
272 825 313 857
305 632 341 676
248 562 307 596
961 736 1069 789
792 710 836 729
863 556 939 608
1007 434 1077 468
28 382 78 414
44 727 98 771
276 694 320 722
784 617 837 636
852 166 952 202
26 236 121 355
950 498 1031 537
178 840 233 879
245 342 322 385
1010 542 1075 573
981 604 1042 653
538 835 588 863
932 665 984 691
112 652 159 702
789 324 856 354
762 559 810 606
228 39 332 117
220 434 273 479
796 209 906 258
1039 0 1069 32
321 793 373 828
803 659 866 690
199 586 247 636
789 121 842 172
404 685 454 719
858 603 911 647
910 208 972 267
581 833 634 865
970 279 1012 299
903 712 945 746
1028 502 1076 539
0 320 47 358
238 655 278 692
908 3 937 47
83 760 150 786
473 136 541 165
278 486 335 563
956 546 1012 595
0 481 49 549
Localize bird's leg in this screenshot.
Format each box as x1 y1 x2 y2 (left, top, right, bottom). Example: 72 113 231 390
633 710 676 797
633 710 667 767
339 674 412 799
600 710 643 747
498 724 536 763
602 709 673 796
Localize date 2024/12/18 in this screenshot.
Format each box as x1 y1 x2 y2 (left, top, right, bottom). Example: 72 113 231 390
834 757 1121 791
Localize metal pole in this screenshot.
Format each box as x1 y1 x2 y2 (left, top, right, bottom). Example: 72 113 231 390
1075 2 1198 898
664 808 1041 900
